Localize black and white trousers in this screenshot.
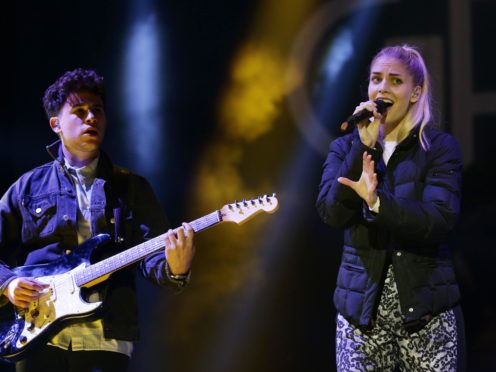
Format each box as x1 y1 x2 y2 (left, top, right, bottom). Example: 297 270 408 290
336 265 464 371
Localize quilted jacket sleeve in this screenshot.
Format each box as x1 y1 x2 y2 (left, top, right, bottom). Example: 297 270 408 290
316 131 381 229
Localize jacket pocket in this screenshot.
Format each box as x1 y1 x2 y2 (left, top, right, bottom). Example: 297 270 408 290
336 246 370 292
342 263 365 273
21 194 57 240
432 169 455 177
336 262 368 293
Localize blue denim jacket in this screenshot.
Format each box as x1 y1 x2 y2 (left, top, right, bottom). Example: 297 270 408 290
0 140 176 341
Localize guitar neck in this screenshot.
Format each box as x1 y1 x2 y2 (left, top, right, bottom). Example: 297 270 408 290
74 210 222 287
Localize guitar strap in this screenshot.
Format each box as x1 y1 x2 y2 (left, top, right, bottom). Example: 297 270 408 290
109 167 135 245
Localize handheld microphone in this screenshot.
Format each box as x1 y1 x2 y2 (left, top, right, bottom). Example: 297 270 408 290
340 99 392 132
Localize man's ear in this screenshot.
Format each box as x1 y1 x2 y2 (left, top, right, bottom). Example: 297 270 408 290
50 117 61 133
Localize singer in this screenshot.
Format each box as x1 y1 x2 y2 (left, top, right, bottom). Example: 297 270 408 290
316 45 465 371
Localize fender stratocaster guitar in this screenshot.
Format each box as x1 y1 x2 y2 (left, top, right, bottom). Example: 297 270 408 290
0 194 278 362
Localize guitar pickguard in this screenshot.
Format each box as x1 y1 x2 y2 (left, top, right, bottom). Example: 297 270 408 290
0 235 110 361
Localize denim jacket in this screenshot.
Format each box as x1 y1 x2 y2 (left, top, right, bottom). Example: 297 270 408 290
0 140 178 341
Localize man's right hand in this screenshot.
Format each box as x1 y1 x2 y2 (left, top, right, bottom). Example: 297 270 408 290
3 277 49 308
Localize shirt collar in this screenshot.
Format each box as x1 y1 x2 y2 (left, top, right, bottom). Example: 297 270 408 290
64 156 99 179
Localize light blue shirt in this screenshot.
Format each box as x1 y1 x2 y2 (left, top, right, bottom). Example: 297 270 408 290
47 157 133 356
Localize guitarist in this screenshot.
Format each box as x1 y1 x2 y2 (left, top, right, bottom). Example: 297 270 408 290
0 68 196 371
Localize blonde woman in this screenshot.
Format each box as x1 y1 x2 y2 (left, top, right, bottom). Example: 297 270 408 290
317 45 465 371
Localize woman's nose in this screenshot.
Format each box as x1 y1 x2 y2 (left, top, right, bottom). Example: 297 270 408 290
377 80 389 93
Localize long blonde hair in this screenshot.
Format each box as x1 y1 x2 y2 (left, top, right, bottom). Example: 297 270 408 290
371 45 432 150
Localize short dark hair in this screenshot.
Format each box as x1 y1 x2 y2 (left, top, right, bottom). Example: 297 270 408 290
42 68 106 118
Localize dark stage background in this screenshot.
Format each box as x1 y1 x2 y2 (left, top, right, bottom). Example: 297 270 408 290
2 0 495 371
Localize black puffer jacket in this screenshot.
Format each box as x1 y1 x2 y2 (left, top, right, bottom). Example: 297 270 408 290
316 126 462 328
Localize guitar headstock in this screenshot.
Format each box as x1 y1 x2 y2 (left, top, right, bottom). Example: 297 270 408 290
220 194 279 225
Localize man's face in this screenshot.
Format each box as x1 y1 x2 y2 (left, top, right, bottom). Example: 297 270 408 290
51 91 107 161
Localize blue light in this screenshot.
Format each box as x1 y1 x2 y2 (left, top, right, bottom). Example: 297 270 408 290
123 10 164 182
322 29 354 82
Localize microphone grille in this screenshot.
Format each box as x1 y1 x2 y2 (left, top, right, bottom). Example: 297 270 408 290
375 99 392 114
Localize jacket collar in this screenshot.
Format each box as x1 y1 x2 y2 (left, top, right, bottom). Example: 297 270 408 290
396 126 421 150
46 140 114 180
351 126 422 151
46 140 65 164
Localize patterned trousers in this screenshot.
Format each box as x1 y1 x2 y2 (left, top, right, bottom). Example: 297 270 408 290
336 266 463 371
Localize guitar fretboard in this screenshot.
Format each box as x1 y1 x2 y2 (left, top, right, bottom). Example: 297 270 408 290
74 210 222 287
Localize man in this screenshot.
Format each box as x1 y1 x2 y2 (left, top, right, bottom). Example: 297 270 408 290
0 68 196 371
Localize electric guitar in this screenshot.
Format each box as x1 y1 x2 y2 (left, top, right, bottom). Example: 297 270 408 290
0 194 278 362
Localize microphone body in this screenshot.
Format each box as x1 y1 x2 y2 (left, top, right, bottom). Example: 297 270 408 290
340 99 392 132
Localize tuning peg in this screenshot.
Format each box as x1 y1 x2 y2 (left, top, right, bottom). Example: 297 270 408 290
243 198 248 206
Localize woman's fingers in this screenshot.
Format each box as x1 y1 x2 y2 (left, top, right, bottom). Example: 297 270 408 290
337 177 354 188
